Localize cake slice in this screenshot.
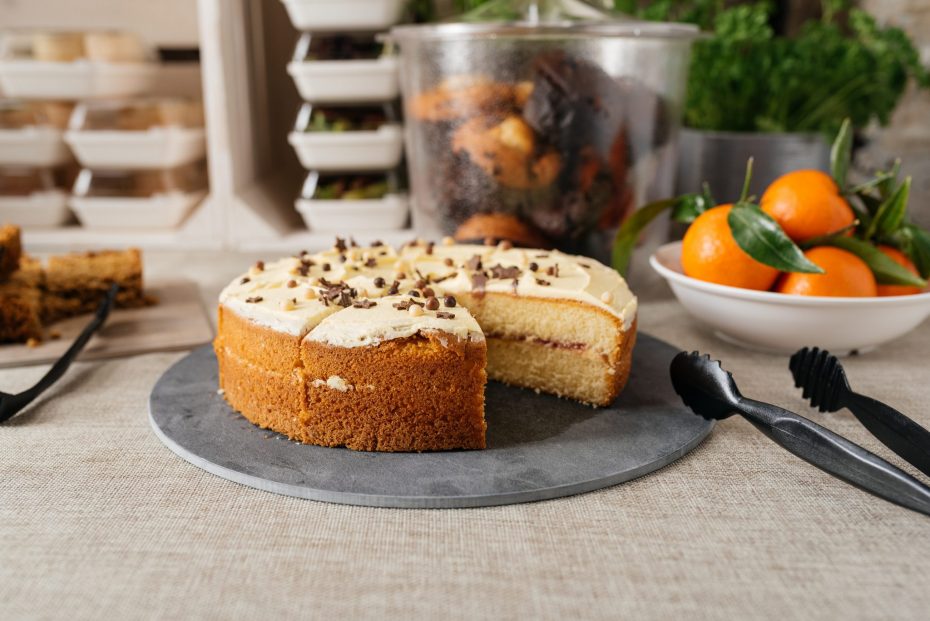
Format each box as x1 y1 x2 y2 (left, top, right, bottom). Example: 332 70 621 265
43 248 146 322
0 224 22 282
0 257 44 343
302 294 487 451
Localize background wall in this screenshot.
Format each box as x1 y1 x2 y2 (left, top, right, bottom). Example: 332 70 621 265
860 0 930 228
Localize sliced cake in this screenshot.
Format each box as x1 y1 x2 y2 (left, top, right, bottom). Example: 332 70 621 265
0 224 22 282
0 256 43 343
43 249 147 322
215 239 638 452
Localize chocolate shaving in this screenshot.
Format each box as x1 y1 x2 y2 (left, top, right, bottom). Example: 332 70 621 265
334 237 347 252
466 255 483 271
471 272 488 292
371 239 383 247
436 312 456 319
536 278 551 286
388 280 400 295
245 296 263 303
296 263 310 277
352 299 377 309
322 263 331 272
432 272 457 284
392 299 424 311
240 277 250 285
489 264 521 280
364 257 377 268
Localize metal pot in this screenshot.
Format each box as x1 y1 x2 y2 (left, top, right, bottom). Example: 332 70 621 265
390 14 698 261
676 129 831 202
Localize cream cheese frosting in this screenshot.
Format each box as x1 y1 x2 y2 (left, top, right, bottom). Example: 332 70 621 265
305 294 483 348
219 238 637 342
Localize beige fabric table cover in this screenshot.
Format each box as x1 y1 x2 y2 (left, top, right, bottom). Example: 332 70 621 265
2 251 929 620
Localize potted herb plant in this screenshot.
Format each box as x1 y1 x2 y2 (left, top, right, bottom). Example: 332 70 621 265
645 0 929 200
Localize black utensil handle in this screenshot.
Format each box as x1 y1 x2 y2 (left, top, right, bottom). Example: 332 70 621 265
0 284 118 423
737 397 930 517
846 392 930 478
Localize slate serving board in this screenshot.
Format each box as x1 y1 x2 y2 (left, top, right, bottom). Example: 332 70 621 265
149 333 713 508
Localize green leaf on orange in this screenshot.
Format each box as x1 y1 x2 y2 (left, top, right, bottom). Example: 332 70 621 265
866 176 910 239
817 235 927 287
830 118 853 189
611 197 678 277
727 203 824 273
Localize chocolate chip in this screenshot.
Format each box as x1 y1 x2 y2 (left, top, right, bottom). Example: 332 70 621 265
415 278 427 290
287 280 297 288
529 262 539 272
322 263 331 271
426 242 435 255
444 258 454 267
374 276 385 288
371 239 383 247
255 261 264 271
240 277 250 285
364 257 377 268
245 296 263 303
443 295 457 308
334 237 347 252
410 290 420 298
425 297 440 310
422 287 435 298
546 264 560 277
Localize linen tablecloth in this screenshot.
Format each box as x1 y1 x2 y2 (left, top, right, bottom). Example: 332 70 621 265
2 251 929 620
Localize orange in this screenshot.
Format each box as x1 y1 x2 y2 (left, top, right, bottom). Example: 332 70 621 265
876 245 923 296
760 170 855 242
776 246 877 297
681 204 780 290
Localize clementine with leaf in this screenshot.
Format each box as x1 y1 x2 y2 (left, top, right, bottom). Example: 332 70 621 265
681 205 780 290
761 170 855 242
876 245 923 296
776 246 877 297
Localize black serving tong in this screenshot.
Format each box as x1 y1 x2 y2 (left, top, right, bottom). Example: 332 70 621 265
0 284 118 423
670 351 930 517
790 346 930 478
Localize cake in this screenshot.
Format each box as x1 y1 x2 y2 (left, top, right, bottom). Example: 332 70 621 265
0 257 43 343
43 249 147 322
0 241 148 343
215 238 637 452
0 224 22 281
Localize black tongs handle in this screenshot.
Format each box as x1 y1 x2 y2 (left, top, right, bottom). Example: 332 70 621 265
0 284 118 423
843 392 930 479
738 396 930 517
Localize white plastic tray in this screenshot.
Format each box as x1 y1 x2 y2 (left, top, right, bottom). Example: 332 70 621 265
69 190 206 230
0 190 70 227
287 57 399 103
0 60 158 99
280 0 406 31
295 193 408 231
288 124 403 171
65 128 207 169
0 127 71 166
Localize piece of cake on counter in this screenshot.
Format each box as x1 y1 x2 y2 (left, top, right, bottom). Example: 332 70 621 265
43 249 147 323
0 224 22 282
0 257 44 344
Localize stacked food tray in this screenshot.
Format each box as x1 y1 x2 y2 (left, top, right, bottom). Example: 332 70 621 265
282 0 410 232
0 30 206 230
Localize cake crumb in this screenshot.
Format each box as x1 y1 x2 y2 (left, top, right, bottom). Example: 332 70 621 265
26 337 41 348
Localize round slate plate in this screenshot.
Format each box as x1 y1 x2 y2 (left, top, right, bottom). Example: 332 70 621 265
149 333 712 508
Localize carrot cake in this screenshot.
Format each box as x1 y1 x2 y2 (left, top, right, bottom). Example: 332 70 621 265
215 238 637 452
43 248 147 322
0 256 43 343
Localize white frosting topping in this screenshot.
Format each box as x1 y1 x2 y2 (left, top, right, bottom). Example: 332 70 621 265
305 294 483 348
219 239 637 345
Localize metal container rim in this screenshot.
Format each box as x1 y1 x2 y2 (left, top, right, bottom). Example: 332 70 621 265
388 20 703 42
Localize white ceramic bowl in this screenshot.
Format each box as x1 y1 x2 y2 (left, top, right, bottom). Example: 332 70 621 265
295 193 409 232
287 57 399 103
650 241 930 354
288 124 403 171
65 127 206 169
280 0 407 31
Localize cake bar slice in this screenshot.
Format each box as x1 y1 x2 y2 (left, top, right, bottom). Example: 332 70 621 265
43 248 146 323
0 224 22 282
0 257 44 343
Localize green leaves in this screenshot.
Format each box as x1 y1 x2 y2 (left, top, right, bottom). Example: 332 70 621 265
890 224 930 279
816 235 927 287
727 204 824 274
865 176 910 240
830 118 853 189
611 190 713 276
